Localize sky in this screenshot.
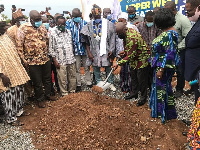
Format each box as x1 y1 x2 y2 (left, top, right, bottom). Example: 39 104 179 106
0 0 82 19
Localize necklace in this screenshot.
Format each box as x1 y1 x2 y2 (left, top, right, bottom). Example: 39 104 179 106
93 20 102 39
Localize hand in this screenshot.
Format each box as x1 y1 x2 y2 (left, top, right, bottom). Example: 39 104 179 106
112 62 118 71
108 52 112 58
134 22 140 25
0 74 11 87
88 53 94 61
11 8 16 12
23 60 29 70
40 11 45 15
156 70 163 80
46 12 50 16
66 11 70 14
119 51 125 58
54 60 60 69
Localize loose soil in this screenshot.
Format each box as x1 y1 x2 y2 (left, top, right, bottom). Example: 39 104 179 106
20 91 188 150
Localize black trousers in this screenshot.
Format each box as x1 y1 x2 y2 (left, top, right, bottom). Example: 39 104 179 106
29 60 52 101
130 66 148 101
176 49 186 92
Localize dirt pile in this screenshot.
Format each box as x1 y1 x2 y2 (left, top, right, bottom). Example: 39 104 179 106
20 92 188 149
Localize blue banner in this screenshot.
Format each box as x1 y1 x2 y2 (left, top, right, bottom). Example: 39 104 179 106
120 0 186 17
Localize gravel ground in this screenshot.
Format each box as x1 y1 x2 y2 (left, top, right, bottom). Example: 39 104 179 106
0 73 195 149
0 123 35 149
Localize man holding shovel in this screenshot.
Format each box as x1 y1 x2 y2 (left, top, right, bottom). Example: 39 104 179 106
113 22 150 106
81 4 116 91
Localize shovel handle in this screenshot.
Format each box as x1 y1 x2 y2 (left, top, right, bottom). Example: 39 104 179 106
104 67 114 83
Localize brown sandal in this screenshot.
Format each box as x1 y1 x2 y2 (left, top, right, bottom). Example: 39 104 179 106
10 120 24 126
20 111 31 116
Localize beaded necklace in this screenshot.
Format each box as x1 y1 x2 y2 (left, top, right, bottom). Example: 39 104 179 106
93 20 102 38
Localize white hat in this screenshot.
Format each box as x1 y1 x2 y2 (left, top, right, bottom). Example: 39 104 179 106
118 12 128 20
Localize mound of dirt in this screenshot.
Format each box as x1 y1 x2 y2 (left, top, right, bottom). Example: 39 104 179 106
20 92 188 149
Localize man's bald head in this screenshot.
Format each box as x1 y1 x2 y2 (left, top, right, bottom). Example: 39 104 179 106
29 10 40 19
72 8 81 17
29 10 42 27
164 1 177 14
116 22 127 39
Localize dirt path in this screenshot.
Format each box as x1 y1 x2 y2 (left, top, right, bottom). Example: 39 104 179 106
19 91 188 149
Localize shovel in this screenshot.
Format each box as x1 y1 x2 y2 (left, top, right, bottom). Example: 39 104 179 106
96 67 114 91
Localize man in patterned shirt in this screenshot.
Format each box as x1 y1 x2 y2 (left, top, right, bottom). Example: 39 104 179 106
16 10 56 108
113 22 150 106
49 16 76 96
66 8 92 92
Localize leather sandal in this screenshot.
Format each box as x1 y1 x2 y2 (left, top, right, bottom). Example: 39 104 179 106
10 120 24 126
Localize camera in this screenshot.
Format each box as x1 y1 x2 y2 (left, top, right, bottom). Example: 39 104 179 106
0 4 4 9
21 9 25 11
63 11 69 14
12 5 16 9
47 7 51 10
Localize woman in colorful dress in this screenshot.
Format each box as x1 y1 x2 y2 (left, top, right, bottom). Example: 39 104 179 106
149 8 180 123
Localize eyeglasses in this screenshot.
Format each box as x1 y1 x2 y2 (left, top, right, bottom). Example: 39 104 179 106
185 7 197 14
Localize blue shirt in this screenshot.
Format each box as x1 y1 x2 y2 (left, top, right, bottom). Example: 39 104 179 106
66 19 87 56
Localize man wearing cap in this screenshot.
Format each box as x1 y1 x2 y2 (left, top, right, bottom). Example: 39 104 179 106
127 6 143 25
81 4 116 91
7 9 26 45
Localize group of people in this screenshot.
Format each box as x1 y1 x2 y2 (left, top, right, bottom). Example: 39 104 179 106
0 0 200 148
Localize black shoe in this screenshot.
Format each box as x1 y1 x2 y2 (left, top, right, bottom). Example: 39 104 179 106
182 132 188 136
174 90 183 98
125 94 138 100
182 120 192 126
76 86 81 92
136 100 146 107
37 101 46 108
184 89 193 96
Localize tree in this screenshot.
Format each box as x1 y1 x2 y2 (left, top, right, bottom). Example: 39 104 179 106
1 14 8 20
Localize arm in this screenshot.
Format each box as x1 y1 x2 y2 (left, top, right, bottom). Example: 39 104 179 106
16 26 28 67
0 73 11 87
118 39 137 65
178 18 192 50
49 34 60 69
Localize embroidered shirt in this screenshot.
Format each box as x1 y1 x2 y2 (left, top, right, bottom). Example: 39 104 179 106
16 22 49 65
118 28 150 69
66 19 87 56
49 27 75 65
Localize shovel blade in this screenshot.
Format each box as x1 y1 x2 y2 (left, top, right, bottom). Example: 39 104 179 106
96 81 106 87
96 81 111 91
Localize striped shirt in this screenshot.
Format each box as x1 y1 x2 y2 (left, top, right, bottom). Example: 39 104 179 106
66 19 87 56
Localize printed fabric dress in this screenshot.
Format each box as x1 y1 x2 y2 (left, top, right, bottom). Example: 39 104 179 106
149 30 180 123
187 98 200 149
